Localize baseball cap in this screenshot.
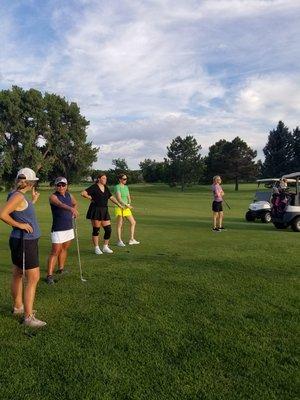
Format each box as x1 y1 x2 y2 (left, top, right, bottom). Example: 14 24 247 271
54 177 68 185
17 168 39 181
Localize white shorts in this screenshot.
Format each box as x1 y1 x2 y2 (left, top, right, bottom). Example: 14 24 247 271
51 229 75 244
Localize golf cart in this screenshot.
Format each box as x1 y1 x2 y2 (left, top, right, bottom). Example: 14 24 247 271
245 179 279 223
271 172 300 232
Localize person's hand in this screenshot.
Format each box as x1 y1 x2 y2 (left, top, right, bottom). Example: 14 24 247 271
127 204 133 210
32 187 40 203
71 208 79 218
19 223 33 233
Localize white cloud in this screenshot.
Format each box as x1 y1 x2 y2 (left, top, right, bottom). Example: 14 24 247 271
234 74 300 126
0 0 299 168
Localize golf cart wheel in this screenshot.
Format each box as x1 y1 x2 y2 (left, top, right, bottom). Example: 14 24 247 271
291 217 300 232
273 222 287 229
245 211 255 222
261 211 272 223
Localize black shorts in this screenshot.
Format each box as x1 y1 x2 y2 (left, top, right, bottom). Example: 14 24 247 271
86 205 111 221
9 237 39 270
212 201 223 212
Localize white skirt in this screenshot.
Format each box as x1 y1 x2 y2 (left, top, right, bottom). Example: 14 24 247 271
51 229 75 244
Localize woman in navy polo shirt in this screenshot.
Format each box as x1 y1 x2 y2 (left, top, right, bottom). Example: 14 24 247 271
46 177 78 284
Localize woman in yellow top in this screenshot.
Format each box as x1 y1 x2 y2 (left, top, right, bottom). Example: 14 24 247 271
114 174 140 247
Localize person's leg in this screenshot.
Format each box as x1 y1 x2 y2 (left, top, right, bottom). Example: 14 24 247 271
219 211 224 228
24 267 40 318
11 266 23 309
116 215 123 242
101 221 113 253
57 241 72 270
92 220 101 247
102 221 112 246
213 212 218 228
126 215 136 241
47 243 62 277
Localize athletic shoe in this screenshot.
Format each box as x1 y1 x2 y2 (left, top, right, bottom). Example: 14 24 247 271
95 246 103 255
56 268 69 274
12 305 24 315
102 245 113 254
13 306 37 316
46 275 55 285
23 315 46 328
212 228 221 232
117 240 126 247
129 239 140 245
219 227 227 231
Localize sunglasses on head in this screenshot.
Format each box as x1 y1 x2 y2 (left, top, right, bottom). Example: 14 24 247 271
57 183 66 187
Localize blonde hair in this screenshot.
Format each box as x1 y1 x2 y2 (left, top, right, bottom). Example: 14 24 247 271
213 175 221 183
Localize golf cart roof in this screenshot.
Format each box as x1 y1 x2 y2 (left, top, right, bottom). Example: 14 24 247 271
256 178 279 183
282 172 300 179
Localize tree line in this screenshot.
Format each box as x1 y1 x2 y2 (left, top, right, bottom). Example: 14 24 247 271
1 87 299 190
98 120 299 191
138 121 299 190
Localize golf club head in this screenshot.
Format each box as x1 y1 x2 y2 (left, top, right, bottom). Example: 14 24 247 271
81 277 87 282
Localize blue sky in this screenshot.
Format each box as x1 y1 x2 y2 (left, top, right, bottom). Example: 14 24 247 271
1 0 299 168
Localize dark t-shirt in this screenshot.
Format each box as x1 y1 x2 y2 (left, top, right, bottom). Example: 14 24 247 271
85 184 112 207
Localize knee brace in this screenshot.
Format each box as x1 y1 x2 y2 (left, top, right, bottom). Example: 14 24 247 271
92 227 100 236
103 225 112 240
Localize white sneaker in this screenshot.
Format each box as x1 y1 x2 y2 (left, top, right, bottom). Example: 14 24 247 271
13 305 24 315
94 246 103 255
129 239 140 245
13 305 37 315
117 240 126 247
23 315 47 328
102 245 113 254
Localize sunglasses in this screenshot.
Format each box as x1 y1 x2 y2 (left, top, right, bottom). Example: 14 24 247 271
122 177 127 181
57 183 67 187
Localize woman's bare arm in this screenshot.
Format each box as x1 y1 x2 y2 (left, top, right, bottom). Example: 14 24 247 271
0 193 33 232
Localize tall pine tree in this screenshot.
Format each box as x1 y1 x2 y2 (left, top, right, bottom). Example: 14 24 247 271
262 121 293 177
292 127 300 171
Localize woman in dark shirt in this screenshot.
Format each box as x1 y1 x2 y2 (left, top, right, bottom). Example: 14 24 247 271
46 177 79 285
81 172 123 254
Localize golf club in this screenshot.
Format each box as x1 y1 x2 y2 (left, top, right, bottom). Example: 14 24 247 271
224 199 231 209
73 218 87 282
21 230 30 333
22 230 26 281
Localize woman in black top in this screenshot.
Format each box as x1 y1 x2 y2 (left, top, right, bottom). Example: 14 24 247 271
81 173 123 254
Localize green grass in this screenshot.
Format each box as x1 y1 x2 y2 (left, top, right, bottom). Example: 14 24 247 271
0 184 299 400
